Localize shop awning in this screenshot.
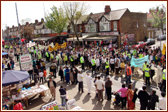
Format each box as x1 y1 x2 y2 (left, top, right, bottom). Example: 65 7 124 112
67 37 83 41
33 36 55 41
83 36 117 41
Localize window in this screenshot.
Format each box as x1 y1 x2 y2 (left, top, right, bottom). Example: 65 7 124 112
79 25 82 32
87 19 96 32
70 26 74 33
137 21 139 28
113 21 117 31
143 22 146 27
99 17 110 31
88 24 96 32
85 25 88 32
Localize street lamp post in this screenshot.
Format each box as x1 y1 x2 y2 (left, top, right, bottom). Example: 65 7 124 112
15 2 22 54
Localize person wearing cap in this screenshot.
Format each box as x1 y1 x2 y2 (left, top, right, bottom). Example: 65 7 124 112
48 77 57 100
86 73 92 95
105 77 112 100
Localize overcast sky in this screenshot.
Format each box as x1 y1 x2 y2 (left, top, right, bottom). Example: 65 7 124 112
1 1 167 30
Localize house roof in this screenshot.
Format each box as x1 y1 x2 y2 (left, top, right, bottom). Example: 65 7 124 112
75 15 89 24
104 8 128 21
89 8 128 22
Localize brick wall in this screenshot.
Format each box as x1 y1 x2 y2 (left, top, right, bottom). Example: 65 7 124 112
120 9 147 42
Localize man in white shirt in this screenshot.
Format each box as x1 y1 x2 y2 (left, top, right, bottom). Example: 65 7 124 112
86 73 92 95
101 56 106 72
95 76 104 101
77 71 84 93
159 92 166 110
110 56 115 73
96 56 100 73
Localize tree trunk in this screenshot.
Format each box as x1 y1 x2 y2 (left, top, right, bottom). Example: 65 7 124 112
72 23 80 47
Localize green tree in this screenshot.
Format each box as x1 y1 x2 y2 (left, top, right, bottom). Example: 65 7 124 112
149 4 166 34
63 2 90 46
45 6 68 35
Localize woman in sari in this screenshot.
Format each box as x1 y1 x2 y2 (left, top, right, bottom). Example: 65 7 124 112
65 67 70 84
126 84 135 110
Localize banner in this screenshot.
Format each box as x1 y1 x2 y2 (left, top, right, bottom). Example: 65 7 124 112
41 100 59 110
53 42 67 51
131 55 149 68
162 43 166 55
19 54 33 71
48 46 53 52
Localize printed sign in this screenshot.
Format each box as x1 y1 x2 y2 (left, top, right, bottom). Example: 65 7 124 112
41 101 60 110
19 54 33 71
98 32 119 36
66 99 77 110
27 41 35 48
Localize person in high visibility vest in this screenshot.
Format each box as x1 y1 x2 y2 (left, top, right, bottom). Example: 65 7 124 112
145 65 150 86
38 51 42 60
10 46 12 49
143 61 148 80
160 69 166 91
127 53 131 59
50 53 54 63
45 51 50 62
80 55 85 71
34 49 37 58
105 58 110 76
132 49 137 56
64 55 68 65
56 55 59 67
139 52 143 58
28 47 31 53
71 55 74 68
91 57 96 75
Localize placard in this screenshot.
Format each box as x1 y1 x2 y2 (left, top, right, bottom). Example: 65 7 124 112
19 54 33 71
41 100 59 110
66 99 77 110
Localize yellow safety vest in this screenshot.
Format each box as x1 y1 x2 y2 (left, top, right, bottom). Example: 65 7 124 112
139 54 143 58
50 54 53 59
64 55 67 61
80 57 84 63
143 63 147 71
145 68 150 77
163 69 166 80
105 61 109 68
71 56 74 62
91 59 96 66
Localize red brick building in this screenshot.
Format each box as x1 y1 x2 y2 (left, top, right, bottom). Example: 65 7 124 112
68 5 148 47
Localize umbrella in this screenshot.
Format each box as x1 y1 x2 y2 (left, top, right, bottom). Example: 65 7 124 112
2 52 8 56
2 70 29 86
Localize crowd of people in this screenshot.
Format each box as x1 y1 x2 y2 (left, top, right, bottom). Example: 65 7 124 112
2 41 166 110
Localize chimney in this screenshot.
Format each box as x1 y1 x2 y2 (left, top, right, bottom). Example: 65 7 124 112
41 18 44 22
104 5 111 14
35 19 38 23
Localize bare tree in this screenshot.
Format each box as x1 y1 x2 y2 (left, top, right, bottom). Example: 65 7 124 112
63 2 90 46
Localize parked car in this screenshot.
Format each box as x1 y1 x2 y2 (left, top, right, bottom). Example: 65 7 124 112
132 41 147 49
146 38 155 45
157 34 166 40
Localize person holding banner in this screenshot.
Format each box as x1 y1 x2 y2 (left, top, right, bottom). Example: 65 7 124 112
139 52 143 59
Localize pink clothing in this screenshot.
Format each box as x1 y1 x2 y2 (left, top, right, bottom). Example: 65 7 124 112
117 87 128 98
13 102 23 110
